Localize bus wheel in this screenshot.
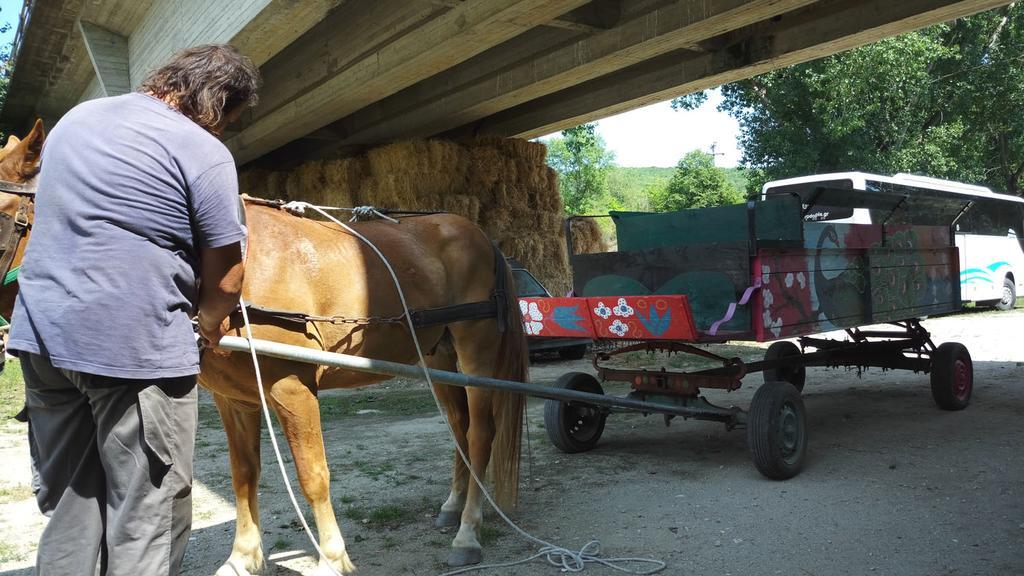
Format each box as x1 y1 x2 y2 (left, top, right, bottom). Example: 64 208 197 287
996 277 1016 311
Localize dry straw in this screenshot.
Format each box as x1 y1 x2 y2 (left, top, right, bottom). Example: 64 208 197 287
239 138 575 293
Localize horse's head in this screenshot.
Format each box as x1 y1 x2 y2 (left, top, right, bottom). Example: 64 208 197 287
0 119 45 320
0 119 45 182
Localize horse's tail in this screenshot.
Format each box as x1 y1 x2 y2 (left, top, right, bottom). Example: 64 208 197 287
489 252 528 510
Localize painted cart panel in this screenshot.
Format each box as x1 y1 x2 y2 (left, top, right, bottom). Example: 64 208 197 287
518 295 698 341
564 194 962 343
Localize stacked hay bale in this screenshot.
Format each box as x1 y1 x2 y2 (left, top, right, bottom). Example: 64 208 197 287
239 138 606 295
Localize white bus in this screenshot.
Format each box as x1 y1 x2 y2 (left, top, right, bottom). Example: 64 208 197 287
762 172 1024 310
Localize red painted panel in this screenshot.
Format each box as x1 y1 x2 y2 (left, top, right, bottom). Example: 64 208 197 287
518 297 595 338
585 296 698 341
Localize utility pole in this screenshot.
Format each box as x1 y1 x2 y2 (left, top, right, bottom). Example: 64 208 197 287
708 141 726 167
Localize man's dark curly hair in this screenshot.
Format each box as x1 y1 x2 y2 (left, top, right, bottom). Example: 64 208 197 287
138 44 261 133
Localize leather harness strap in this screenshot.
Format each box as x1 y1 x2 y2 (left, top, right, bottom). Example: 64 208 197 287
241 241 510 331
0 183 35 288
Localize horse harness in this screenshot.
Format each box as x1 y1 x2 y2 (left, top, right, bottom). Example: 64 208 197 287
0 179 35 290
237 200 511 333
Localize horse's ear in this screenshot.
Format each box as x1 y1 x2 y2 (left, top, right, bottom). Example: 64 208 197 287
3 135 21 152
11 119 45 176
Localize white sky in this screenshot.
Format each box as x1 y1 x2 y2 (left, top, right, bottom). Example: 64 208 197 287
541 88 743 168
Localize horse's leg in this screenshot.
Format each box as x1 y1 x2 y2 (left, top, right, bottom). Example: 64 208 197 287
444 322 502 566
212 393 266 576
427 340 470 528
268 373 356 575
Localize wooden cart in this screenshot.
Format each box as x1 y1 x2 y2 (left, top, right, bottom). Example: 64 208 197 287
521 191 975 479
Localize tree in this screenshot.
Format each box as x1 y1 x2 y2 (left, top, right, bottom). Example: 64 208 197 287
0 11 13 117
674 5 1024 197
650 150 743 211
546 123 615 214
0 12 14 134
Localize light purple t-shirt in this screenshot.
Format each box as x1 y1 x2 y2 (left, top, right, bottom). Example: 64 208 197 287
9 92 246 378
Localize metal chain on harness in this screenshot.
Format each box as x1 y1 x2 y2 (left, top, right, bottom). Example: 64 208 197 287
303 312 408 326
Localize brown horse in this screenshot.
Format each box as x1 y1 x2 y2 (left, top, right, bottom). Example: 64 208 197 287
201 200 528 575
0 120 45 324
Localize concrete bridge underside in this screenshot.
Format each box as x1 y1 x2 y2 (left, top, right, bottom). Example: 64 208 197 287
0 0 1012 167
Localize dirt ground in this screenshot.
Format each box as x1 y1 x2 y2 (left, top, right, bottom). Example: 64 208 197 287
1 308 1022 576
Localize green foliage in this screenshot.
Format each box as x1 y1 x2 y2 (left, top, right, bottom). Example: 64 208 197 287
675 6 1024 196
722 167 751 198
0 358 23 421
0 11 14 127
650 150 744 211
605 166 673 212
546 123 615 214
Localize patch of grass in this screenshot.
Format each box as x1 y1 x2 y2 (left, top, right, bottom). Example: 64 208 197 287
0 358 25 421
0 540 24 564
343 506 367 522
337 494 356 505
319 389 438 418
343 499 435 529
272 537 291 551
478 524 505 547
382 535 399 550
352 460 395 480
368 505 408 527
0 483 32 504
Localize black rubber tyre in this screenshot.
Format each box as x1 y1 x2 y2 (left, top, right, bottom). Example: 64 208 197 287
558 344 588 361
544 372 607 453
762 341 806 392
995 277 1016 311
930 342 973 411
747 381 807 480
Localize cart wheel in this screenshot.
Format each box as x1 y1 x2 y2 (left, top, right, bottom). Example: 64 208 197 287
930 342 972 410
762 341 806 392
747 381 807 480
544 372 607 453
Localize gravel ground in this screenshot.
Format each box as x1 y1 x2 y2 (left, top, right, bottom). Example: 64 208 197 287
0 308 1022 576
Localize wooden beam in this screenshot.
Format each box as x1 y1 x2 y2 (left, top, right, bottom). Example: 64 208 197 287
229 0 347 67
466 0 1012 139
312 0 817 148
77 19 131 96
249 0 445 126
224 0 592 164
558 0 622 30
422 0 620 33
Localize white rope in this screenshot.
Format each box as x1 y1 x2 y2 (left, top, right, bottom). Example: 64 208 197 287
236 200 666 575
281 201 399 224
236 297 345 576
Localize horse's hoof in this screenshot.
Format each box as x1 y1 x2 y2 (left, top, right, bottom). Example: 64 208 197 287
215 558 263 576
434 510 461 528
447 547 482 567
314 556 357 575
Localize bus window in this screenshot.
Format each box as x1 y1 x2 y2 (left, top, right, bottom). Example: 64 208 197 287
864 180 972 226
959 199 1023 236
763 179 856 222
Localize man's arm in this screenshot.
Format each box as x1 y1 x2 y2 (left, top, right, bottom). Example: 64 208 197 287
197 242 244 346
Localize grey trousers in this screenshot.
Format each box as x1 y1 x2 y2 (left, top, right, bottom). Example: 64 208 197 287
21 352 198 576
